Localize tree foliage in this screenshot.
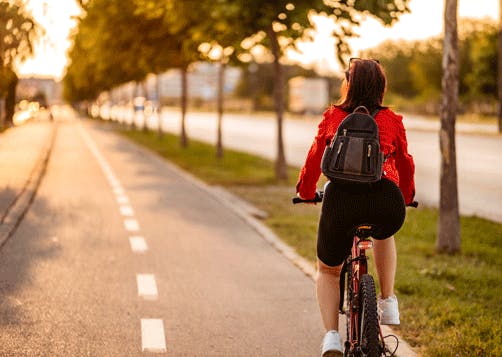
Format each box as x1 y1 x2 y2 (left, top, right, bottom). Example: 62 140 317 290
0 1 39 126
64 0 172 102
363 18 497 113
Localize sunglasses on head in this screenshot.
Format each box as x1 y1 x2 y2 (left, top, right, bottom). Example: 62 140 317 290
345 58 380 82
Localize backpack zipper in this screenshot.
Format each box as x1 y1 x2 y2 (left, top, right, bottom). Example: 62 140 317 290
334 141 344 169
367 144 372 171
344 128 373 134
337 141 344 154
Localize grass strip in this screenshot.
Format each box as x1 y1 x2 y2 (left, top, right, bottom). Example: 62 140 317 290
118 125 502 356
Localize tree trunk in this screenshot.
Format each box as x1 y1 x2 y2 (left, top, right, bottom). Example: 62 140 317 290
156 73 163 139
142 80 148 131
0 98 4 130
437 0 461 254
133 81 141 130
267 26 288 181
498 0 502 133
216 61 225 159
180 67 188 147
4 73 17 127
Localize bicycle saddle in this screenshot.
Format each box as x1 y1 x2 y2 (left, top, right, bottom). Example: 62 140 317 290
354 224 377 239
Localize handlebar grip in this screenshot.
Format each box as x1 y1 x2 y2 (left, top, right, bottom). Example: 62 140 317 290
292 192 324 204
292 197 303 204
407 201 419 208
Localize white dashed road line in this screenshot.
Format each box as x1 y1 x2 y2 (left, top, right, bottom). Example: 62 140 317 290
124 218 140 232
113 186 125 195
129 236 148 253
120 205 135 217
137 274 159 300
116 195 129 204
79 125 166 354
141 319 167 353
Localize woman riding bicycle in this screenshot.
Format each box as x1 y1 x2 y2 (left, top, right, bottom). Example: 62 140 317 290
295 58 415 356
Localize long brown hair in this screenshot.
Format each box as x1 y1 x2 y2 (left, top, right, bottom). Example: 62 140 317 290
337 59 387 113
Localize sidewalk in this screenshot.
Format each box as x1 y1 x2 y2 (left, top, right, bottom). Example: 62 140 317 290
0 118 56 247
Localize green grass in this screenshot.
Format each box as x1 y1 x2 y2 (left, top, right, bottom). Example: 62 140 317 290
117 124 502 356
119 128 298 186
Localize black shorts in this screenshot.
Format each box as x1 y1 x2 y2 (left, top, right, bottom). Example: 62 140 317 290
317 179 406 267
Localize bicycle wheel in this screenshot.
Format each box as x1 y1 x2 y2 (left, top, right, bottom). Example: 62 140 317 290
358 274 380 357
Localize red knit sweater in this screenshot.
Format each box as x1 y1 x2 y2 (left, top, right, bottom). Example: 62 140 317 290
296 106 416 205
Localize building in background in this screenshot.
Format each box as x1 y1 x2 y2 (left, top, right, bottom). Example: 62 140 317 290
17 77 62 107
288 76 329 114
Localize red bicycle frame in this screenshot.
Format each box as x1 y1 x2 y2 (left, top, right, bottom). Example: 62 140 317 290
347 234 372 350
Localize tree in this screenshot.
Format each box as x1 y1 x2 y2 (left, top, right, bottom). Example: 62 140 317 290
461 19 497 106
134 0 207 148
65 0 165 102
194 1 259 158
217 0 410 180
498 0 502 132
0 1 39 127
437 0 460 253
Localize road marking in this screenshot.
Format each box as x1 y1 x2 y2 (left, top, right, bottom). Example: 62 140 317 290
113 186 125 195
120 205 134 217
129 236 148 253
137 274 158 300
80 125 166 353
124 218 140 231
141 319 167 353
108 178 121 188
116 195 129 204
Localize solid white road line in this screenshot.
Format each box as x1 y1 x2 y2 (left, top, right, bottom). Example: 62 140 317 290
136 274 158 300
141 319 167 353
129 236 148 253
124 218 140 232
120 205 134 217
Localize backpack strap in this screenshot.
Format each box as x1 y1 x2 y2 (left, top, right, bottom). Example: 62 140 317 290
371 108 388 161
371 108 380 117
353 105 370 114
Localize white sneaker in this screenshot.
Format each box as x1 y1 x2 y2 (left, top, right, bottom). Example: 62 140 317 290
321 330 343 357
378 295 400 325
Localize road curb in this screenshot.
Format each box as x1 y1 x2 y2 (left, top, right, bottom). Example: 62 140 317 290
117 129 418 357
0 123 57 249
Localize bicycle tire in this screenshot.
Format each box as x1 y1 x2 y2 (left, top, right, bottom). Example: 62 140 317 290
358 274 380 357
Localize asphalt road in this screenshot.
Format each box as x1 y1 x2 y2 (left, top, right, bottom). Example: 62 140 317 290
0 114 324 355
145 109 502 223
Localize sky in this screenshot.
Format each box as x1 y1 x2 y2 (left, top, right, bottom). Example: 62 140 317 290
16 0 500 80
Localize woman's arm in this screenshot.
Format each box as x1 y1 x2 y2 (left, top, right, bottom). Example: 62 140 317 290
296 117 330 200
394 119 416 205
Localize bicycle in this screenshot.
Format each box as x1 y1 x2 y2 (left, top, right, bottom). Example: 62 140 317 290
292 191 417 356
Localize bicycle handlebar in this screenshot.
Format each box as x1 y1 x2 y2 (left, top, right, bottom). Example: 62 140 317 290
292 191 419 208
292 192 324 204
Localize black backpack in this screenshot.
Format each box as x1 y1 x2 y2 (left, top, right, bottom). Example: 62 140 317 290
321 106 384 184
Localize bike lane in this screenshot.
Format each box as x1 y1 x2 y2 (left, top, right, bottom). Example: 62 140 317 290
0 110 418 356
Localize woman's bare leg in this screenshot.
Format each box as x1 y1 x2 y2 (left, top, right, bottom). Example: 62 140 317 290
316 259 343 331
373 236 397 298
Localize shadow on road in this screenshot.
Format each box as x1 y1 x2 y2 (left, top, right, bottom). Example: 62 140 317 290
0 194 61 327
